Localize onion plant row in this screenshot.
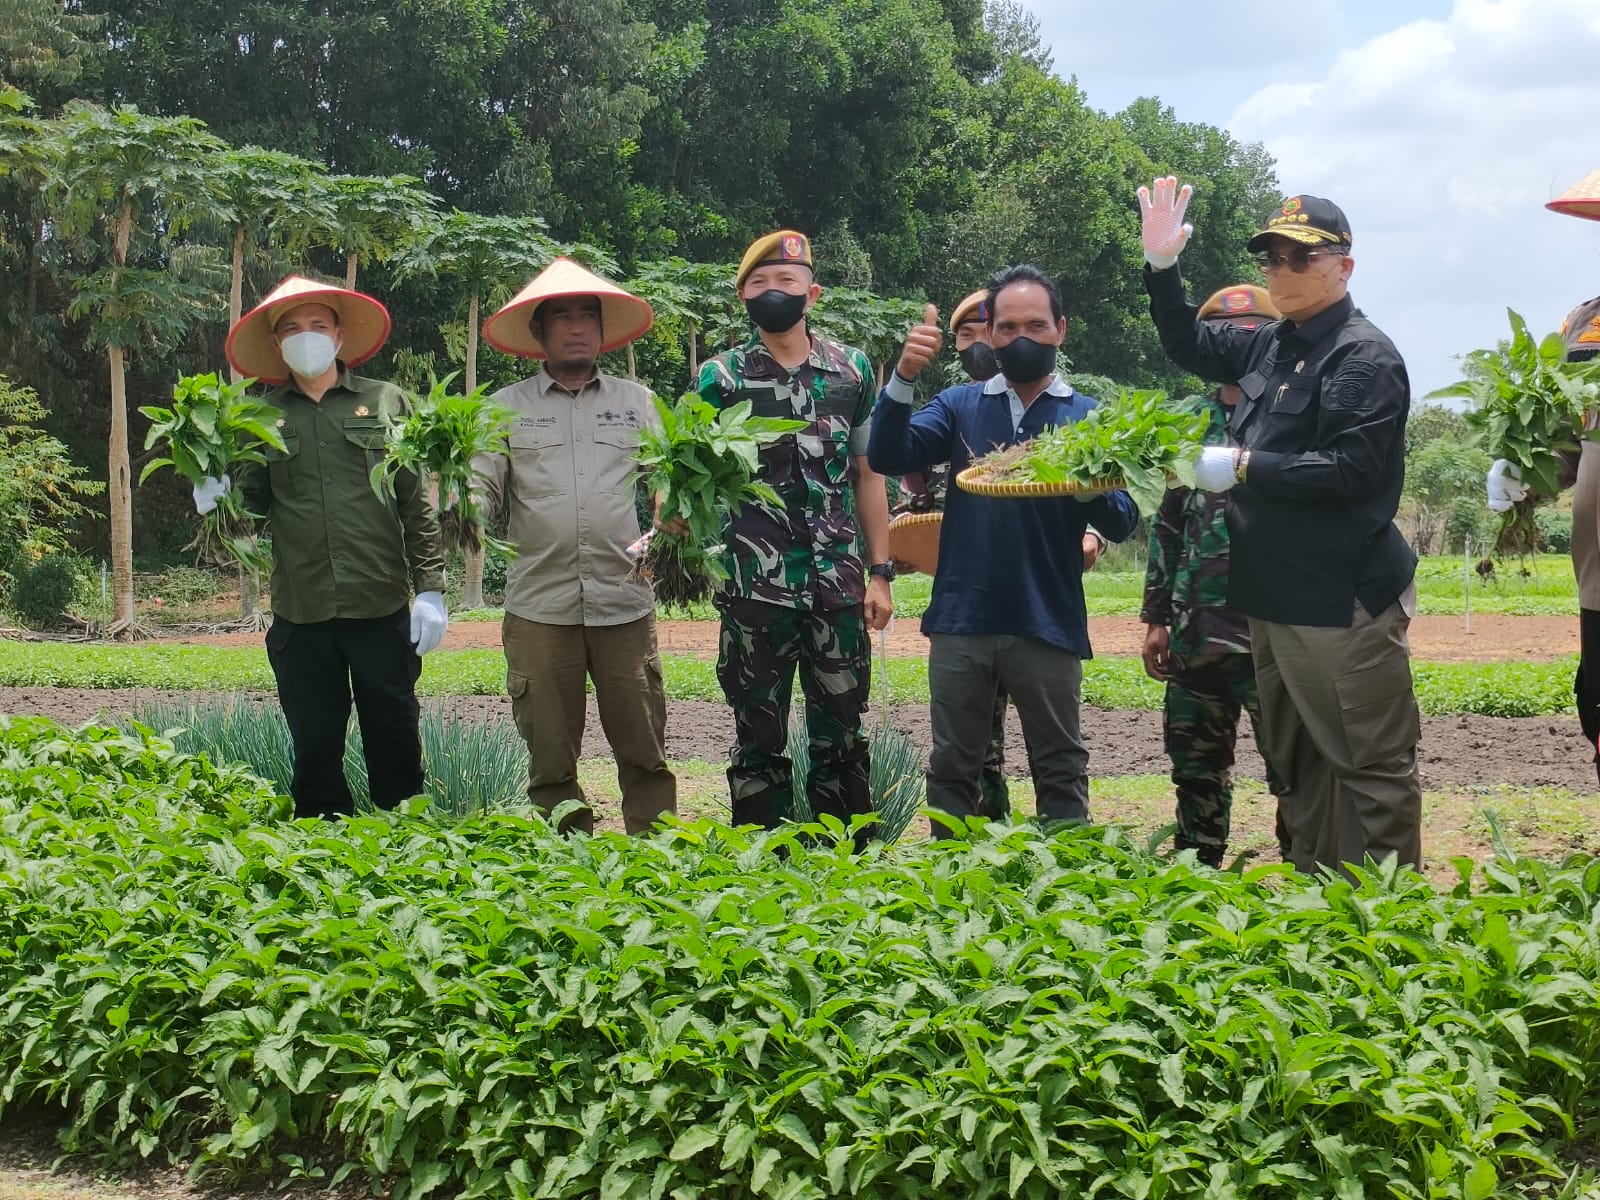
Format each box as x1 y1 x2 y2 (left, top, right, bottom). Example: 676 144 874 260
1 717 1598 1199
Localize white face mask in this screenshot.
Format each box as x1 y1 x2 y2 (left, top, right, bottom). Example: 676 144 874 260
279 331 339 378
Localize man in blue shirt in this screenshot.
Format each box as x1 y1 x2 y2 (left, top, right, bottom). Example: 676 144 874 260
869 264 1139 833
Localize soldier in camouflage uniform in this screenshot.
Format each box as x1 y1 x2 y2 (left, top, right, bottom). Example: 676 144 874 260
697 231 894 841
1141 284 1287 867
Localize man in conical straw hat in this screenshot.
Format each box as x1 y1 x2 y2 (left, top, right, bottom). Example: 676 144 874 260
196 274 448 819
473 257 676 836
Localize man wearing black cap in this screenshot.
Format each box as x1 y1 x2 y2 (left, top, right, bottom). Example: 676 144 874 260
1487 296 1600 782
1137 176 1421 877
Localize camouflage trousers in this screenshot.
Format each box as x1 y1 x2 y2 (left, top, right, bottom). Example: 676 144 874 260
715 596 874 838
1165 650 1287 868
980 688 1012 820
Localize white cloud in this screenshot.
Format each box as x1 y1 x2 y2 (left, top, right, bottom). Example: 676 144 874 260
1225 0 1600 395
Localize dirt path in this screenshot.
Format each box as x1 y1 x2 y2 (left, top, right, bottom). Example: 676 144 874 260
6 685 1598 794
164 613 1581 661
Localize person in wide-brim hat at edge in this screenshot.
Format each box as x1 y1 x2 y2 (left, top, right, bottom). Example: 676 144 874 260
196 274 448 819
472 256 677 837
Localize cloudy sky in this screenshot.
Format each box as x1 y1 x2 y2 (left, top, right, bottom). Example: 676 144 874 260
1030 0 1600 397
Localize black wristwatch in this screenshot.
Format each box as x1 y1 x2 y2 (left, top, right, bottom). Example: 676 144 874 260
868 561 897 582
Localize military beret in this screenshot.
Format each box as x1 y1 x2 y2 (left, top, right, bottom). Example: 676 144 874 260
948 289 991 332
1197 283 1280 329
735 230 813 290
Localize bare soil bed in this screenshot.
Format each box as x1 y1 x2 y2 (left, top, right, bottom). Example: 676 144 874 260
5 685 1597 794
166 613 1583 662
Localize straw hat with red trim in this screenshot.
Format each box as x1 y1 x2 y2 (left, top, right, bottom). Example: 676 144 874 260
1547 168 1600 222
483 257 654 359
225 275 392 385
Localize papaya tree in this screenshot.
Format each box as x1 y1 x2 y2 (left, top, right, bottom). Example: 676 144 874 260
37 102 227 635
322 173 435 289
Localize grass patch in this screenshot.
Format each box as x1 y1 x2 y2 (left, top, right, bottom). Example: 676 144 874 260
0 640 1581 717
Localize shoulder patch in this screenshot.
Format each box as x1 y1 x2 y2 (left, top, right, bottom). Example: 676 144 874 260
1325 359 1380 410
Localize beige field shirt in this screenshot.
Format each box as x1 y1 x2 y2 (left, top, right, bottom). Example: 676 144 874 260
474 370 657 626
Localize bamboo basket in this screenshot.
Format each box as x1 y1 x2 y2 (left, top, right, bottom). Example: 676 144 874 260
886 511 942 575
954 467 1126 499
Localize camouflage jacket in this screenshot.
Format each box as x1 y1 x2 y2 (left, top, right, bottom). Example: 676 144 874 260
1140 394 1252 657
696 331 874 611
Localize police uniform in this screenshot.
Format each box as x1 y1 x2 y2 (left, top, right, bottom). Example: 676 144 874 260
1145 197 1422 875
1141 284 1287 867
697 231 879 838
228 276 446 819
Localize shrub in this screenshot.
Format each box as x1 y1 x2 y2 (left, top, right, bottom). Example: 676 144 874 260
9 554 82 627
1535 507 1573 556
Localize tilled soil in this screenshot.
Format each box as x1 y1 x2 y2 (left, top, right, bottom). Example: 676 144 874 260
166 612 1583 662
5 685 1597 793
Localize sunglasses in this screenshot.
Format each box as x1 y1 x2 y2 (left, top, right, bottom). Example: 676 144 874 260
1252 248 1346 274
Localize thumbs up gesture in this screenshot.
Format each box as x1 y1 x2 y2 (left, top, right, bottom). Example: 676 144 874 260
895 303 943 381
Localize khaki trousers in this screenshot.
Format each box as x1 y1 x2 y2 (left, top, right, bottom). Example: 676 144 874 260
502 613 676 835
1248 588 1422 876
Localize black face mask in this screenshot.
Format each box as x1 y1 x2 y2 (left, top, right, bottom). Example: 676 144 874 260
993 335 1057 384
958 343 999 382
745 289 808 334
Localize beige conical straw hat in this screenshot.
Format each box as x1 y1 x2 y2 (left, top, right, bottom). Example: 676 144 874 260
226 275 392 385
1547 168 1600 221
483 257 654 359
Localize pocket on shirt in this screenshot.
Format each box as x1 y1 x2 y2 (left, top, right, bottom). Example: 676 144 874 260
1270 383 1315 416
265 428 300 489
592 429 641 494
342 417 388 477
509 430 570 499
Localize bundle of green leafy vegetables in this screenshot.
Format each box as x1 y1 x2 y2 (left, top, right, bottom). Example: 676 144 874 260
632 394 804 608
368 372 517 556
1430 308 1600 556
965 387 1207 516
139 372 286 575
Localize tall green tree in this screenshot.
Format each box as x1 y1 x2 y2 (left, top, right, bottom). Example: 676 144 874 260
0 0 100 95
36 102 227 634
322 174 435 289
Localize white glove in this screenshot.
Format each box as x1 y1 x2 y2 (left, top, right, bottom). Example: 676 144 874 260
1486 459 1528 513
409 590 448 656
192 474 231 516
1137 175 1194 269
1193 446 1239 493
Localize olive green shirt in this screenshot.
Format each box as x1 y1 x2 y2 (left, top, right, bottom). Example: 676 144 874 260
235 369 445 624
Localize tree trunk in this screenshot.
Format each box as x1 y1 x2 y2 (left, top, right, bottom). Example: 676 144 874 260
229 226 246 382
107 195 137 635
460 288 486 610
345 253 357 289
687 318 697 377
626 343 637 380
239 564 262 623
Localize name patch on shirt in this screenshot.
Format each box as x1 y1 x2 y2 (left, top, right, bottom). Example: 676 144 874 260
595 408 642 429
519 415 559 429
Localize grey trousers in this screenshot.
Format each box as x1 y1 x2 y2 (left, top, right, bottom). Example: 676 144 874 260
927 634 1087 833
1249 588 1422 876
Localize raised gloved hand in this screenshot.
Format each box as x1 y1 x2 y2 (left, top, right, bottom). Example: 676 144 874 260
409 590 448 656
192 474 231 516
1193 445 1239 493
1485 459 1528 513
1137 176 1194 270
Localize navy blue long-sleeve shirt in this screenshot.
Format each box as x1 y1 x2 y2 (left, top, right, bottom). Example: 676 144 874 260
868 374 1138 657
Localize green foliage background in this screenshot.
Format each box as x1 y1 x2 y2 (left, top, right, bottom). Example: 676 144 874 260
0 0 1279 564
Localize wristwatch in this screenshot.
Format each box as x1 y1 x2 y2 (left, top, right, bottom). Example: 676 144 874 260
868 561 897 582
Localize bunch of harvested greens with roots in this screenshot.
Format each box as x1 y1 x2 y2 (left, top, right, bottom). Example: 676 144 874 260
632 394 805 608
139 372 286 575
965 387 1207 516
1431 308 1600 557
369 372 518 557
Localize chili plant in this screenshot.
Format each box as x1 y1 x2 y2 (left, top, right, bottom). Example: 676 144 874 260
968 387 1207 516
139 372 286 575
632 393 804 608
370 372 517 557
1431 308 1600 556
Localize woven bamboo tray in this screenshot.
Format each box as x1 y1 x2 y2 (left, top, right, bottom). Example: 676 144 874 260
954 467 1126 498
887 511 942 575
